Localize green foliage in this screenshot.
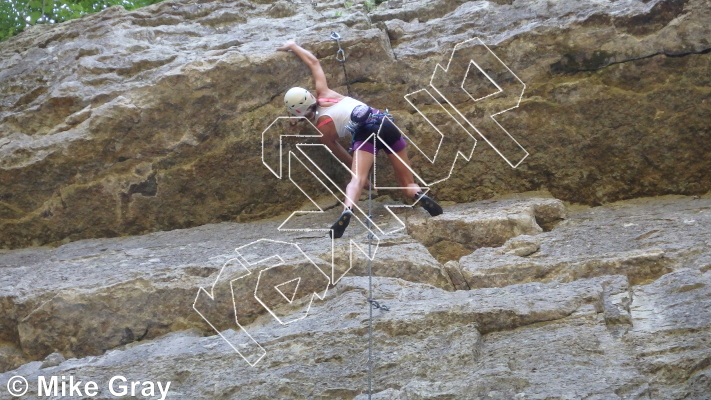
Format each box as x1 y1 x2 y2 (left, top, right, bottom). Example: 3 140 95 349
363 0 374 12
0 0 164 41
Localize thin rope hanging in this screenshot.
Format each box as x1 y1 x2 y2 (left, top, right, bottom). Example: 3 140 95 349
365 132 390 399
367 151 374 399
330 31 390 397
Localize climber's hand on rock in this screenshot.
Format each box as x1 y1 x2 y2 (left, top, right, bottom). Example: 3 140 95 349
277 40 296 52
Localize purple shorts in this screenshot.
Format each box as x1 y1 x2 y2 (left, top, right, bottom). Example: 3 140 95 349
352 137 407 155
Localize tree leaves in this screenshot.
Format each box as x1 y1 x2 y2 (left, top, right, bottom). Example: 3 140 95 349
29 10 43 24
0 0 165 41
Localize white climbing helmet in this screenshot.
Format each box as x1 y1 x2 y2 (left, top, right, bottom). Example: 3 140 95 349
284 87 316 116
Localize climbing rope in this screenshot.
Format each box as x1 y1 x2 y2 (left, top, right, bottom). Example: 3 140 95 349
366 146 389 399
330 32 352 96
329 31 388 398
367 158 374 399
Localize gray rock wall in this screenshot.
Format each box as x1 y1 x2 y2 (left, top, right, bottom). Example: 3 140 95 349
0 195 709 398
1 0 710 248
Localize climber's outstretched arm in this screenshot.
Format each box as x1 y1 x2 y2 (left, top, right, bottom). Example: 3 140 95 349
277 40 330 96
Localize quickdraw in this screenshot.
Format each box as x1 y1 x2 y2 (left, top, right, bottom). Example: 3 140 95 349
329 32 351 95
330 31 346 62
368 298 390 311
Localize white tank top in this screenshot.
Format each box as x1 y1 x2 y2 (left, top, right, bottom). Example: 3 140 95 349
316 96 367 138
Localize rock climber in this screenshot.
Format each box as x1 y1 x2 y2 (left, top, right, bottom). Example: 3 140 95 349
277 39 442 239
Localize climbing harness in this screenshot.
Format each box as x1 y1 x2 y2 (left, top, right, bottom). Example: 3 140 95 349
346 106 395 152
346 106 394 135
329 32 352 96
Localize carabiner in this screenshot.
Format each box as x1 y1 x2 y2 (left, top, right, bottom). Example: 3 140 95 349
330 32 341 41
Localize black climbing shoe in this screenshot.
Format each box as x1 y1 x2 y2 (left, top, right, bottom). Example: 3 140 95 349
329 209 352 239
414 193 443 216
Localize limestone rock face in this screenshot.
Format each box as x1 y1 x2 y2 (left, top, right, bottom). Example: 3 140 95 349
407 197 565 263
0 195 709 399
0 198 455 370
1 0 710 248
